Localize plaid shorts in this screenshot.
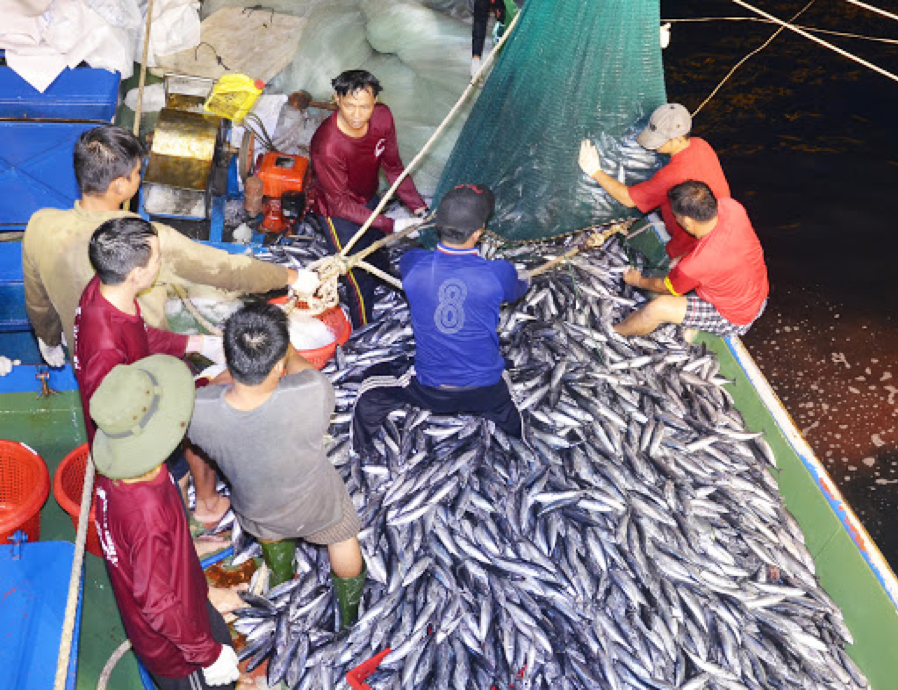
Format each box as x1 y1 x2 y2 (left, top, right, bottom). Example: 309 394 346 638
682 295 767 337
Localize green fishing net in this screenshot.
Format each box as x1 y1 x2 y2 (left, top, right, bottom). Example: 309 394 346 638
433 0 668 244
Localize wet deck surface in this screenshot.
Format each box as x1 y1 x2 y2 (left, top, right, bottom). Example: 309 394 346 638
663 0 898 568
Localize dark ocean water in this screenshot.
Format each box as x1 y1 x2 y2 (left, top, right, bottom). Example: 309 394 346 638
660 0 898 567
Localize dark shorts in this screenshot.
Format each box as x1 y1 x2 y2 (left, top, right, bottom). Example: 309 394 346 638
145 601 235 690
682 295 767 337
351 365 523 452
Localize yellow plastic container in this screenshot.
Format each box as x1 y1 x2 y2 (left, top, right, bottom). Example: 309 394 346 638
203 74 264 122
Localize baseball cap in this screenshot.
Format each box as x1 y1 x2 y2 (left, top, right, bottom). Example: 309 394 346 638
90 355 196 479
435 184 495 235
636 103 692 150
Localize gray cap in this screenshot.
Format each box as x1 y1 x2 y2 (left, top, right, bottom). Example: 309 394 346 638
636 103 692 150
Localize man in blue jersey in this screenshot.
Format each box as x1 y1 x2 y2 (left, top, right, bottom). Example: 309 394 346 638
351 184 530 451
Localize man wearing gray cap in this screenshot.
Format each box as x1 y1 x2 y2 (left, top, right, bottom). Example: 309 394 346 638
578 103 730 263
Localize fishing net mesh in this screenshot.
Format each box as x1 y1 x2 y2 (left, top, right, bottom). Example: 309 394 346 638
432 0 668 244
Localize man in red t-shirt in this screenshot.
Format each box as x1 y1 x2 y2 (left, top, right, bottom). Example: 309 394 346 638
578 103 730 262
613 181 768 339
310 70 428 328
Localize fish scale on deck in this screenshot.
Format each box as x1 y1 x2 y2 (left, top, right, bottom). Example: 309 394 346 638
230 234 868 689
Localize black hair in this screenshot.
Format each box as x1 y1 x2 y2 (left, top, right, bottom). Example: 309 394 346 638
668 180 718 223
438 224 480 245
224 303 290 385
331 70 382 98
88 217 157 285
74 125 146 196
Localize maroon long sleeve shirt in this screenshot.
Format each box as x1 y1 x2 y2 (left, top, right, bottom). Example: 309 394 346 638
96 467 220 678
310 103 426 233
73 276 188 444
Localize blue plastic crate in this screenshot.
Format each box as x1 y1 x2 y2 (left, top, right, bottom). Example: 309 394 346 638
0 120 99 228
0 65 119 121
0 539 82 690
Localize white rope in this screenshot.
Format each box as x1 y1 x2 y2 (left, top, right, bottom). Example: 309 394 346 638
338 7 523 258
97 640 132 690
664 16 898 45
844 0 898 23
730 0 898 84
54 454 97 690
693 0 818 117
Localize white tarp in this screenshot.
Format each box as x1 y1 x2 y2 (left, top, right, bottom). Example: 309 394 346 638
0 0 201 92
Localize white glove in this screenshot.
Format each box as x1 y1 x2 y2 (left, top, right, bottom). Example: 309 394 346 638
515 266 531 285
470 56 482 79
195 363 227 382
38 338 66 368
290 268 320 297
660 23 672 49
0 356 17 377
578 139 602 178
202 645 240 687
199 336 226 365
393 217 423 238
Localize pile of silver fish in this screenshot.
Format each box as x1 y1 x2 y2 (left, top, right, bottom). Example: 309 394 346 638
229 234 868 689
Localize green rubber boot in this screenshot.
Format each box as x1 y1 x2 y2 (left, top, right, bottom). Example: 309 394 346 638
260 539 295 588
332 564 366 630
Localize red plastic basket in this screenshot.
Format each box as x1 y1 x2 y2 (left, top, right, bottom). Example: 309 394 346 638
53 443 102 557
268 300 352 370
0 440 49 545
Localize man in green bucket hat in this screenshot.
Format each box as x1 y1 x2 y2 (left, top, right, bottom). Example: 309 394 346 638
91 355 240 689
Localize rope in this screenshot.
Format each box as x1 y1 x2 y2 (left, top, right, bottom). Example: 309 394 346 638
53 454 97 690
97 640 132 690
337 8 523 258
728 0 898 84
172 284 224 337
664 16 898 45
845 0 898 23
693 0 818 117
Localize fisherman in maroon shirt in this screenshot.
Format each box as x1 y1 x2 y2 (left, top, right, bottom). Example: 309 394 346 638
91 356 240 689
310 69 428 327
73 217 230 521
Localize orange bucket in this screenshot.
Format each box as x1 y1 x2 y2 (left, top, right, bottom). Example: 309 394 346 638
0 440 49 545
268 300 351 369
53 443 102 557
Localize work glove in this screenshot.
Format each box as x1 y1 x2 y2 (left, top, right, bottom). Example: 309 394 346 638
470 56 482 79
578 139 602 178
393 217 423 238
0 356 17 377
202 644 240 687
290 268 320 297
195 363 227 383
199 335 226 365
38 338 66 368
660 22 672 49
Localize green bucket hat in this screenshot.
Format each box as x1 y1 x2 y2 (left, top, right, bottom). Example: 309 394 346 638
89 354 195 480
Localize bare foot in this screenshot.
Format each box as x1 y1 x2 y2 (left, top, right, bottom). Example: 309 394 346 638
193 494 231 526
208 584 248 616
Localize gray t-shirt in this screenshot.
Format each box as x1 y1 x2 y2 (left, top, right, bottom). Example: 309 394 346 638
189 369 343 540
